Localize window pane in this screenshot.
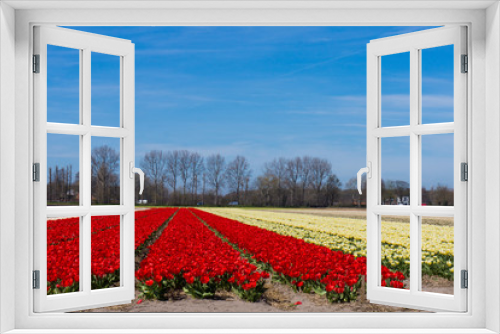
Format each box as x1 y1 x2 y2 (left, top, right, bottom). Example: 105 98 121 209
91 52 120 127
47 134 80 206
47 45 80 124
91 137 121 205
380 215 409 289
47 216 80 294
381 137 410 205
381 52 410 127
420 216 454 295
421 133 454 206
421 45 454 124
91 215 121 290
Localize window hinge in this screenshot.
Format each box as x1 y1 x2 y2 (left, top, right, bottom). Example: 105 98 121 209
33 163 40 182
461 270 468 289
461 162 468 181
33 54 40 73
461 54 468 73
33 270 40 289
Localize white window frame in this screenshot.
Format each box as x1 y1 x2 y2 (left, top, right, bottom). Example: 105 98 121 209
33 26 136 312
366 26 468 312
0 1 499 333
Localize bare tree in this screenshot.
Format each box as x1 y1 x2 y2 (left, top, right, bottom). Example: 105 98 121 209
285 157 302 206
301 156 312 206
91 145 120 204
310 157 332 205
264 157 287 206
48 167 53 202
226 155 251 204
166 150 180 205
206 154 226 206
325 174 342 206
141 150 167 205
190 152 204 205
178 150 191 205
254 175 276 206
202 172 207 205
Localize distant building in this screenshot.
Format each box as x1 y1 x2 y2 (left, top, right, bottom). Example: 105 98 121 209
136 199 148 205
398 196 410 205
382 196 409 205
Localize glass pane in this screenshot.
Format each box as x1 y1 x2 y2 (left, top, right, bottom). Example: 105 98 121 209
420 216 454 294
380 215 409 289
421 45 454 124
381 52 410 127
47 45 80 124
91 215 121 290
91 52 120 127
381 137 410 205
47 216 80 294
91 137 121 205
421 133 454 206
47 134 80 206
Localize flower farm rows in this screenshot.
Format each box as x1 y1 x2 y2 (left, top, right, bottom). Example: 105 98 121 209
47 208 177 294
203 208 454 280
48 207 406 303
191 209 405 302
135 209 268 301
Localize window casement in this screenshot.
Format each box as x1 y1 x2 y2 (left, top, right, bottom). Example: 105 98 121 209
33 26 138 312
365 26 468 312
2 3 497 334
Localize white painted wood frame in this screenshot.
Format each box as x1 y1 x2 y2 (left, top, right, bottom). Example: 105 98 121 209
366 26 467 312
32 26 135 312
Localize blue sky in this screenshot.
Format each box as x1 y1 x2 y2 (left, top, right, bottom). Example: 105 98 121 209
47 26 454 189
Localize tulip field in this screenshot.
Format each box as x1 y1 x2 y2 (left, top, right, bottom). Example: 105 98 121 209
201 208 455 280
48 207 418 306
47 208 177 294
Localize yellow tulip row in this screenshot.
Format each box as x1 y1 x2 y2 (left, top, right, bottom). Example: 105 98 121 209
202 208 454 278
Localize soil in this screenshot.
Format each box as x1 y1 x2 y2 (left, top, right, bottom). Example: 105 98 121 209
256 207 454 226
76 276 456 313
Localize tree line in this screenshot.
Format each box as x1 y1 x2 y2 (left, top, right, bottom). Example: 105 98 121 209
47 146 454 207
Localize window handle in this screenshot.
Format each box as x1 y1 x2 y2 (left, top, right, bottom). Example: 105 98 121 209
357 162 371 195
129 162 145 195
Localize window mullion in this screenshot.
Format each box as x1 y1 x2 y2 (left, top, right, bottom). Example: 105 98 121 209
409 47 421 294
82 48 92 294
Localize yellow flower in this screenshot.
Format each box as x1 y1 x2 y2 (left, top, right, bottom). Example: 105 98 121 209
201 208 454 275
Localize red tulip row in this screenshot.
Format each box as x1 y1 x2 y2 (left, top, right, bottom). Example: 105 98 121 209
134 208 178 250
135 209 269 301
47 208 177 294
191 209 405 303
47 215 122 245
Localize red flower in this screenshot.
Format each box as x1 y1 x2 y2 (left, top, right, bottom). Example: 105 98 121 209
137 299 143 304
295 301 302 305
200 276 210 284
145 279 154 287
296 281 304 287
154 274 163 283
